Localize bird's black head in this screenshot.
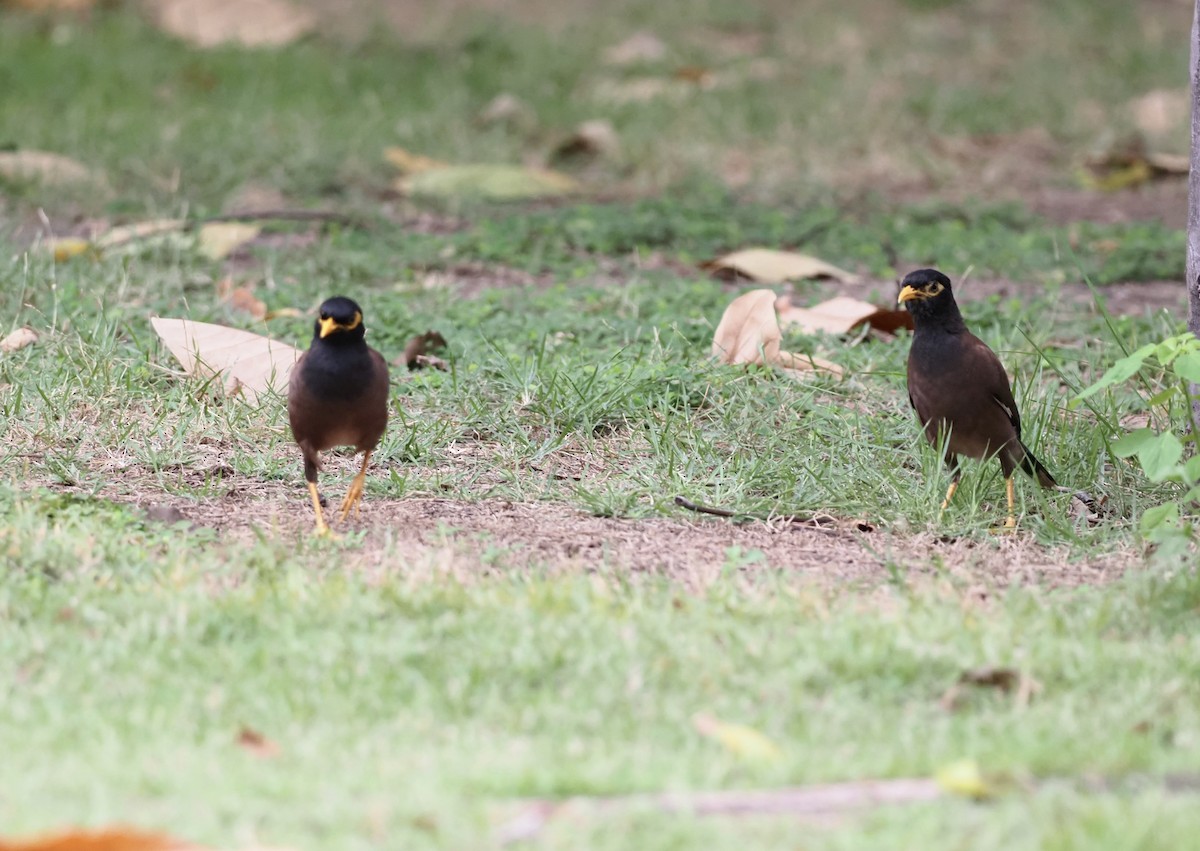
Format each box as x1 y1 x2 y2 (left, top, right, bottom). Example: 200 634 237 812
314 296 367 344
897 269 961 327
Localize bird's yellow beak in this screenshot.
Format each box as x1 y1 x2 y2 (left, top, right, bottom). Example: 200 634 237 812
897 284 923 305
318 311 362 339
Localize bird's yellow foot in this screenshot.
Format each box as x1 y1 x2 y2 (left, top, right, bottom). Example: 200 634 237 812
338 474 366 522
307 481 339 538
338 451 373 522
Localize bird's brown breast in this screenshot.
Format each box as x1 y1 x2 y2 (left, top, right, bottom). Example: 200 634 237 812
907 330 1018 461
288 346 389 453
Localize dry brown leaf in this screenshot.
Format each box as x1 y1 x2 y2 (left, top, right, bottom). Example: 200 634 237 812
939 666 1042 712
551 119 620 163
95 218 185 249
711 289 843 378
476 93 536 129
777 295 913 337
0 150 99 186
704 248 860 285
236 726 280 758
0 327 39 353
0 827 198 851
1082 138 1189 190
198 222 262 260
383 146 449 175
150 0 316 48
216 278 268 320
400 330 448 371
151 317 302 402
603 31 667 66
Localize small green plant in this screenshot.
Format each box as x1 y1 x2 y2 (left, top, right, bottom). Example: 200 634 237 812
1077 331 1200 559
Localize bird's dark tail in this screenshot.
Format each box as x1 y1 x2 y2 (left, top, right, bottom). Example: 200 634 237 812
1019 440 1057 488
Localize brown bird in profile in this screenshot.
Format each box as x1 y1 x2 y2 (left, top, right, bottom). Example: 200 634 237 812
287 296 389 536
898 269 1056 527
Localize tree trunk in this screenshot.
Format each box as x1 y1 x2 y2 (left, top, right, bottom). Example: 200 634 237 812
1190 2 1200 331
1188 1 1200 426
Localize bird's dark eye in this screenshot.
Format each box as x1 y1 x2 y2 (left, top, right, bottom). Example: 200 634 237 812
320 313 329 320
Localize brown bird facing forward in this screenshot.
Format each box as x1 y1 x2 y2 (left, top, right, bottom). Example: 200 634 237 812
898 269 1056 527
288 296 389 536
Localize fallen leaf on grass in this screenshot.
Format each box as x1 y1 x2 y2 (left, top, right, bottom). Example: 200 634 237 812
776 295 913 337
934 759 994 800
198 222 262 260
383 146 449 175
0 327 39 353
398 164 578 201
551 119 620 163
237 726 280 758
1081 138 1188 191
476 93 536 130
216 277 268 320
151 317 302 402
603 31 668 66
149 0 316 48
711 289 843 378
0 827 199 851
1129 88 1189 137
400 330 449 371
704 248 860 285
0 150 100 187
939 665 1041 712
692 712 781 762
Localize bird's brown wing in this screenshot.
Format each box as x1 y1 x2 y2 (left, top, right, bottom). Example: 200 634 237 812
963 333 1022 439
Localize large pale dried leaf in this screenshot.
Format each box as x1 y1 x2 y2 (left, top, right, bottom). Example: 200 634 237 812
0 828 198 851
705 248 860 284
198 222 261 259
603 31 668 66
777 295 913 336
711 289 782 366
150 0 316 48
0 327 38 353
692 713 781 762
383 146 449 175
1129 88 1189 137
711 289 842 378
398 164 579 201
0 150 98 186
151 317 302 402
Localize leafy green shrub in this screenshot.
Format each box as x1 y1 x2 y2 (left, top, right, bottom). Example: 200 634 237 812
1077 332 1200 560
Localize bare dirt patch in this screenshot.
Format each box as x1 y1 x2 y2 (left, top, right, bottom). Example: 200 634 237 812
138 484 1137 588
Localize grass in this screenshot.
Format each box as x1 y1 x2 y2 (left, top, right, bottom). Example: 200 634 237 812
1 1 1199 849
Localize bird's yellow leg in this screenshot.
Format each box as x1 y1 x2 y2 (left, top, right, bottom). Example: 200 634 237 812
307 481 332 537
1004 477 1017 528
940 479 959 511
339 450 373 522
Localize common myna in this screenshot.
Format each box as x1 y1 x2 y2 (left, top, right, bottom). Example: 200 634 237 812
288 296 389 536
898 269 1055 527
